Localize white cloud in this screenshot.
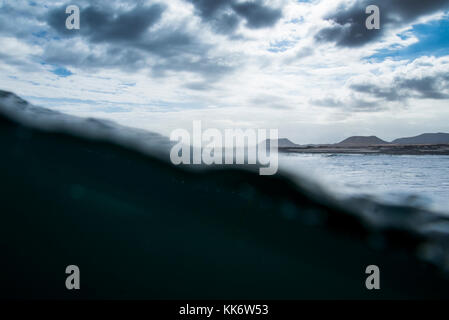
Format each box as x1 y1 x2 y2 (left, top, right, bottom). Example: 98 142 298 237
0 0 448 144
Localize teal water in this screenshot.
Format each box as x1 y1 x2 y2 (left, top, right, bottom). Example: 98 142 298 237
280 154 449 214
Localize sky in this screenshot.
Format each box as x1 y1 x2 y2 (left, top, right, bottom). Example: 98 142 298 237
0 0 449 144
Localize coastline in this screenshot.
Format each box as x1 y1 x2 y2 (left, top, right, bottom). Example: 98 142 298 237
279 144 449 155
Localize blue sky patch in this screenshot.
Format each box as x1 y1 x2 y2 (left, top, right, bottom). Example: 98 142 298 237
52 67 73 77
368 16 449 61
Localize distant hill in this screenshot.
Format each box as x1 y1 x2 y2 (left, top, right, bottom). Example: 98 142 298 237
337 136 389 145
392 133 449 145
277 138 300 148
264 138 300 148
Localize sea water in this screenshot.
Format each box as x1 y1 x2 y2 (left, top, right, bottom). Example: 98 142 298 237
279 153 449 214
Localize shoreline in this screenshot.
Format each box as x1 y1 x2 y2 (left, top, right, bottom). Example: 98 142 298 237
279 144 449 155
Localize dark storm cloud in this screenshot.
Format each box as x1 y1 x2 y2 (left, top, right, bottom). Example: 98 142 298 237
43 2 235 80
399 77 449 99
187 0 283 34
48 4 165 42
315 0 449 47
136 29 201 58
2 0 281 81
211 13 241 34
185 0 240 34
188 0 231 18
350 73 449 101
231 2 282 29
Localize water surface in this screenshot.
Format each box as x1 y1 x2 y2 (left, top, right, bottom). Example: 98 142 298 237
280 153 449 214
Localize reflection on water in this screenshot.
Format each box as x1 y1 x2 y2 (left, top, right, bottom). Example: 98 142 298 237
280 153 449 214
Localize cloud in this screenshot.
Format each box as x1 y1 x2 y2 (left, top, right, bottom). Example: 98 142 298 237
231 2 283 29
0 1 49 40
48 4 166 42
43 2 234 80
310 96 384 112
184 81 214 91
309 56 449 112
349 56 449 101
310 97 341 107
351 75 449 101
1 0 449 145
349 84 402 101
185 0 238 34
187 0 283 34
316 0 449 47
251 94 294 110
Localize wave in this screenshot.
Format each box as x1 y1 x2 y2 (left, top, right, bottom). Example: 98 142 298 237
1 90 449 299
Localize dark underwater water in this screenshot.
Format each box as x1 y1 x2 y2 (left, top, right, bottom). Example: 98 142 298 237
1 90 449 299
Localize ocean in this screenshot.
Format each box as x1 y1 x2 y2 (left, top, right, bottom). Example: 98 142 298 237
279 153 449 214
3 90 449 298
